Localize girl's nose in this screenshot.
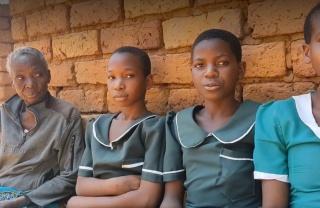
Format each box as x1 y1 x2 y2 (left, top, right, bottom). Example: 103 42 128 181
204 65 219 78
114 79 125 90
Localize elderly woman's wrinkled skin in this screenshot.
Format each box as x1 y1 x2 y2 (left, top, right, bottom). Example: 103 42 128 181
10 54 50 106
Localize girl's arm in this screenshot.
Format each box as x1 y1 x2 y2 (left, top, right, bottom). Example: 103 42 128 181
76 175 141 196
68 179 163 208
160 180 185 208
261 180 289 208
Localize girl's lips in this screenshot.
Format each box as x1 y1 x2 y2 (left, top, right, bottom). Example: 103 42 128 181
203 83 220 90
114 95 128 101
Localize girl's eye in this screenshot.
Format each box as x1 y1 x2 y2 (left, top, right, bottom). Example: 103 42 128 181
107 76 115 80
194 63 204 69
35 73 41 77
217 61 228 66
126 74 134 78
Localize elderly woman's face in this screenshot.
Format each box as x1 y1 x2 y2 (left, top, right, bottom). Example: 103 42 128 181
10 54 50 106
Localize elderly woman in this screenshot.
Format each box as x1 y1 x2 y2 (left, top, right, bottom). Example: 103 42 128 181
0 47 84 208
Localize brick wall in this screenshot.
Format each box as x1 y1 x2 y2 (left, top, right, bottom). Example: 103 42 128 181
0 3 14 103
1 0 320 117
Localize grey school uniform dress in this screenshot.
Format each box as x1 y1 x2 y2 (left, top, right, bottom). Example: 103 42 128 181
78 113 164 184
163 100 262 208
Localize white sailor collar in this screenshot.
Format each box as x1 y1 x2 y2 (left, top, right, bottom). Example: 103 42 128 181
174 100 260 148
293 93 320 138
92 113 156 149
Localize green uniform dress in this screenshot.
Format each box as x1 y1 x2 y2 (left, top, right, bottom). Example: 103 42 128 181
78 113 164 184
254 93 320 208
164 100 262 208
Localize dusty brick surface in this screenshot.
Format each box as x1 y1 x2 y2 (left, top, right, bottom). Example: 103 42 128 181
11 17 27 41
84 89 106 112
0 17 10 30
0 86 15 102
243 83 294 103
45 0 68 5
248 0 319 38
0 43 12 57
52 30 99 60
0 30 13 43
10 0 45 15
163 9 243 49
125 0 192 18
14 38 52 62
293 82 316 95
243 42 286 78
0 71 10 85
101 21 162 54
59 89 106 113
75 59 107 84
0 5 10 17
49 62 74 87
71 0 122 28
168 88 204 112
151 53 192 84
145 88 170 115
291 39 316 77
0 57 6 72
59 89 85 111
196 0 231 6
26 5 69 38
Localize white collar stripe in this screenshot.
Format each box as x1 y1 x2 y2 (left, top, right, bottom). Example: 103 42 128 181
122 162 144 168
210 122 255 144
142 168 163 175
79 166 93 171
220 154 253 161
293 94 320 138
93 115 156 148
163 169 185 175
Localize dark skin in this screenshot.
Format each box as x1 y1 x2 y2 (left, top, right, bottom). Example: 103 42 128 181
160 38 246 207
0 55 50 208
0 54 51 208
260 11 320 208
67 52 163 208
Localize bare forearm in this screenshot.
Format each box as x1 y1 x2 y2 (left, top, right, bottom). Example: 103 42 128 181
0 196 28 208
69 180 162 208
262 180 289 208
160 180 184 208
76 176 140 196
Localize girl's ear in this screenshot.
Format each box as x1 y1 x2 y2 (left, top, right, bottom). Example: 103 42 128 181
238 61 246 79
303 44 311 64
145 74 153 90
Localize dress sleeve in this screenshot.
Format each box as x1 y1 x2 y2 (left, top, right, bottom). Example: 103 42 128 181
140 116 166 183
163 111 185 182
253 101 289 183
26 115 85 206
78 119 95 177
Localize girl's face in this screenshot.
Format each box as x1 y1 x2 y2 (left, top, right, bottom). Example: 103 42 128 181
191 38 245 102
303 11 320 76
107 52 151 108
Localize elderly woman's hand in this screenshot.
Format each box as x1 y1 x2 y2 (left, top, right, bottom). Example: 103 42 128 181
0 196 28 208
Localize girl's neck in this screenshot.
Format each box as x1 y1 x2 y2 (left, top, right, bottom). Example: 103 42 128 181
195 98 241 133
118 106 150 121
202 98 241 119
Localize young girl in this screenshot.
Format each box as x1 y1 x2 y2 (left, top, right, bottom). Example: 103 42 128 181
253 3 320 207
160 29 262 207
67 46 164 208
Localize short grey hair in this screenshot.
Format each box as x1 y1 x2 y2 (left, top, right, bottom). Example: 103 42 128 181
6 46 48 75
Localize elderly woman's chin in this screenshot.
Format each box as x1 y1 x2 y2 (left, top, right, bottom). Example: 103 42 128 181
21 90 47 106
